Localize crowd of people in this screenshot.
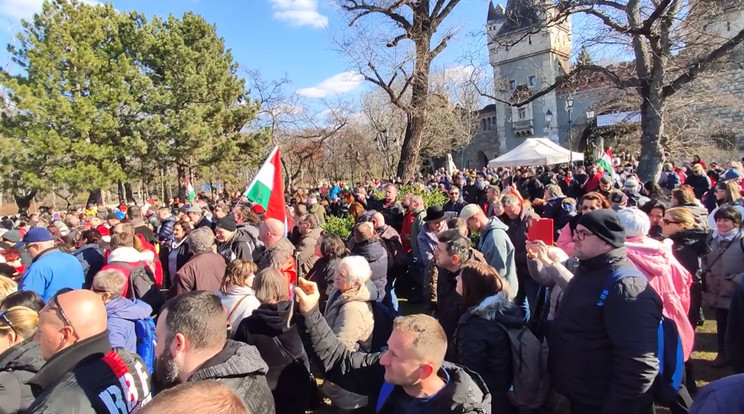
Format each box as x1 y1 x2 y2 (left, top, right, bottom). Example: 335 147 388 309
1 153 744 413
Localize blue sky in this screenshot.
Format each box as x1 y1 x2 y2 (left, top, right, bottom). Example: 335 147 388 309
0 0 498 102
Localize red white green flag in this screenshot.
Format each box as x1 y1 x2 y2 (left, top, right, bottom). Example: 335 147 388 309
598 148 614 177
245 146 286 224
186 179 196 203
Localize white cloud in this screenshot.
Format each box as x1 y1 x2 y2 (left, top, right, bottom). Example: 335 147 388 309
296 71 365 98
267 0 328 28
0 0 100 21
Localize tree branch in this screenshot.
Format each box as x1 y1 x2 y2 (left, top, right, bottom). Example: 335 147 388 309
343 0 412 31
663 27 744 97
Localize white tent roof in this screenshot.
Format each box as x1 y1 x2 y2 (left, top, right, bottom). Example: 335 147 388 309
488 137 584 168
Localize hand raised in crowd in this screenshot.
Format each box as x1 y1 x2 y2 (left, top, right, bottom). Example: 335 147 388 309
294 277 320 314
526 239 553 265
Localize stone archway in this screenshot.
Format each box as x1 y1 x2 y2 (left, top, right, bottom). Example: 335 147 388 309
477 150 489 168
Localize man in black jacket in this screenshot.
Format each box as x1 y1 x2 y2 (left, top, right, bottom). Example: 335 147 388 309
154 291 275 414
294 277 491 414
27 289 151 413
548 209 662 414
443 185 467 215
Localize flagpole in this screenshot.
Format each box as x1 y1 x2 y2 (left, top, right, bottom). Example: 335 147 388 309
243 146 279 198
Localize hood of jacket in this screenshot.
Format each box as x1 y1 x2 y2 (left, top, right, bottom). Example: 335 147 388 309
625 237 676 278
351 238 385 263
466 293 524 328
376 225 399 241
250 301 293 333
481 216 509 237
335 279 380 305
73 243 101 256
440 361 491 413
105 296 152 321
108 246 153 263
189 340 269 382
0 338 44 373
265 237 294 258
668 227 710 254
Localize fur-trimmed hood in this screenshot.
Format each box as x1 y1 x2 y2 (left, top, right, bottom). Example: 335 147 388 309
463 293 523 328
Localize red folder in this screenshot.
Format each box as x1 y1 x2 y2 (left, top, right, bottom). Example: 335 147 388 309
528 218 554 245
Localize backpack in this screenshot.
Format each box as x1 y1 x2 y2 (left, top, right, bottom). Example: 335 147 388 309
133 317 157 374
597 268 684 404
112 262 166 314
495 322 551 409
369 301 395 352
664 172 681 190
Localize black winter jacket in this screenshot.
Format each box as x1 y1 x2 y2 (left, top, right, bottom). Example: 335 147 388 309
436 249 485 360
503 208 539 279
547 248 662 413
455 293 523 414
299 306 491 414
0 339 44 414
217 227 260 264
669 228 710 282
307 256 341 311
157 216 176 243
26 332 151 413
350 239 388 301
73 243 105 289
187 340 276 414
234 301 313 414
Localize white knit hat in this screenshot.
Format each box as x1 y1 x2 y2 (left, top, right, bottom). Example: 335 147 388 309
616 207 650 239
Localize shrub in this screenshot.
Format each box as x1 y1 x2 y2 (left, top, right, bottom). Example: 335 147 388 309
322 215 354 239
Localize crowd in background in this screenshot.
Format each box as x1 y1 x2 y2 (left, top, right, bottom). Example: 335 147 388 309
0 153 744 413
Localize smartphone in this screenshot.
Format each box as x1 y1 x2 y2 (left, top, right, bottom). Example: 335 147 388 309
528 218 554 245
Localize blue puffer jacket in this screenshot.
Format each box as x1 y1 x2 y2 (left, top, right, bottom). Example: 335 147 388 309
105 297 152 353
158 216 176 243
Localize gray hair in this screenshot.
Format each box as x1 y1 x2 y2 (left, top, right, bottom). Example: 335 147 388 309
501 193 520 206
337 256 372 287
437 229 470 259
92 269 128 297
188 227 215 253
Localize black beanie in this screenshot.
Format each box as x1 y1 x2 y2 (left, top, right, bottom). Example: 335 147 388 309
216 215 237 232
577 209 626 248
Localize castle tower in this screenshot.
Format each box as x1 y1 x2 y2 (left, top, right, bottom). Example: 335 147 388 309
486 0 571 153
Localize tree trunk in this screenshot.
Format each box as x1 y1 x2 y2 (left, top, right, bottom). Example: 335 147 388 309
124 182 136 204
87 189 103 206
14 189 37 216
635 91 666 182
117 180 125 203
396 38 432 182
176 163 188 201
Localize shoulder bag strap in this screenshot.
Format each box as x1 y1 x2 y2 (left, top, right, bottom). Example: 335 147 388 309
226 294 251 323
706 239 735 273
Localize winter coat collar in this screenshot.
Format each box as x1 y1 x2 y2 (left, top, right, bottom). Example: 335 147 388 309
73 244 101 256
108 247 152 263
224 285 256 297
250 301 293 333
0 337 44 373
464 293 524 328
29 331 111 390
351 238 386 262
578 247 627 272
329 280 380 307
189 340 269 382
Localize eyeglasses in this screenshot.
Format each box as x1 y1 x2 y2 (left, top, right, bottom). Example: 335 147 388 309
573 229 595 241
0 310 18 336
49 288 78 339
663 219 679 225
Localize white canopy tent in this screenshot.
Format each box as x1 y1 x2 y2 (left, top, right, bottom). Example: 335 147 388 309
487 137 584 168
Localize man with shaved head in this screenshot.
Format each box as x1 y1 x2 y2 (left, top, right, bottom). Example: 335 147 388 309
28 289 151 413
256 218 297 286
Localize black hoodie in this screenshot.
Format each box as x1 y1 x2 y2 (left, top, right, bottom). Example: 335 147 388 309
234 302 313 414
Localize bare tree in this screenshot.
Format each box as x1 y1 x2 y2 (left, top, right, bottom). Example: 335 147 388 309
336 0 464 180
467 0 744 181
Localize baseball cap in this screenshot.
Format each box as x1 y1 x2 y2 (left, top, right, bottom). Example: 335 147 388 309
2 229 21 243
458 204 483 222
14 227 54 249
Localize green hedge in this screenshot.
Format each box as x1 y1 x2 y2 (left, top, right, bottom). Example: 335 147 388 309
322 215 355 239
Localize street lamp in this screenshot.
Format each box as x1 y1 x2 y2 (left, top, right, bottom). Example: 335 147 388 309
545 109 553 141
566 96 574 164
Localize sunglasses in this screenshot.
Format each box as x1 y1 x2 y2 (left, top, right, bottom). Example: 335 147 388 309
662 219 679 225
0 310 18 336
49 288 78 339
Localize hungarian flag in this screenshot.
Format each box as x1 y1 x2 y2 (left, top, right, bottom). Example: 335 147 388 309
245 146 286 224
186 179 196 203
598 148 614 177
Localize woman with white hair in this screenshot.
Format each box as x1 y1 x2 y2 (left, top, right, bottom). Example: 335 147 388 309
324 255 379 352
616 207 696 410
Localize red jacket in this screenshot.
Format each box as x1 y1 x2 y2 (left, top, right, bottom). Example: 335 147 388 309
401 211 415 252
100 247 156 297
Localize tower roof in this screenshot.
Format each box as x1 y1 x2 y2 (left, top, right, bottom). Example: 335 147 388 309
495 0 542 35
487 0 506 21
